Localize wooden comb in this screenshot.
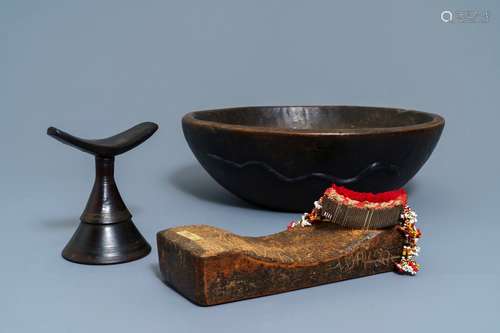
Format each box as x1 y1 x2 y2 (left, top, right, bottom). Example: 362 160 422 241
310 185 407 229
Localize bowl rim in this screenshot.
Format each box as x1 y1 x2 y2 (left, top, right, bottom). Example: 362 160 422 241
183 105 445 136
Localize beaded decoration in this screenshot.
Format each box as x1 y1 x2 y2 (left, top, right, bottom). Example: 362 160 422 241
394 206 421 275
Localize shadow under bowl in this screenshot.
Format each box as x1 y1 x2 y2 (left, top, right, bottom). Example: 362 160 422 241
182 106 444 212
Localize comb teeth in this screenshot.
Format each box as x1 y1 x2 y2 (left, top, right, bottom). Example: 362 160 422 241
320 197 402 229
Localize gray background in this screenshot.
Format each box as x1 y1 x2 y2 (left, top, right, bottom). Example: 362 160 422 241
1 1 499 332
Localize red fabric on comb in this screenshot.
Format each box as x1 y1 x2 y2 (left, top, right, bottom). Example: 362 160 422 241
325 184 407 205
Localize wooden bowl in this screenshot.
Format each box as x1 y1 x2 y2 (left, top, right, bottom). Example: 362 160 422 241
182 106 444 212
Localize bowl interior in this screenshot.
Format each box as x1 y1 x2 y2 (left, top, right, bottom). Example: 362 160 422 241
192 106 438 131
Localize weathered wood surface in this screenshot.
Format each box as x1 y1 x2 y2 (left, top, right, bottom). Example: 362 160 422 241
157 224 404 306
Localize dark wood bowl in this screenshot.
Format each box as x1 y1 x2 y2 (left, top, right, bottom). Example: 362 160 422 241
182 106 444 212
